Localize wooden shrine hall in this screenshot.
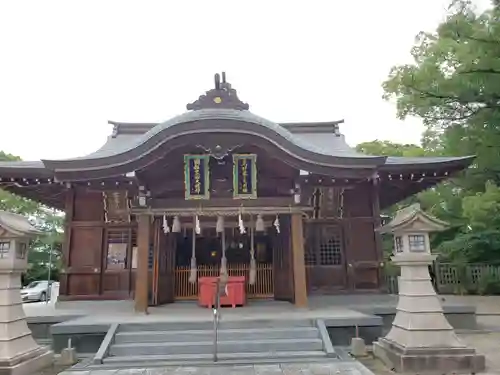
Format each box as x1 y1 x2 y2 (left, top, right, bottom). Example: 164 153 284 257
0 73 473 311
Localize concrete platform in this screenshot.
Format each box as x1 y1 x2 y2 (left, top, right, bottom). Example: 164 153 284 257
21 294 482 355
47 301 382 354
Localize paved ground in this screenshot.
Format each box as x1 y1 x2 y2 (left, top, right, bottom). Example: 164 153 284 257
23 294 500 324
24 295 500 375
57 361 374 375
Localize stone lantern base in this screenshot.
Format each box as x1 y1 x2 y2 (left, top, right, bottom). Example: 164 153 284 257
0 346 53 375
373 253 485 373
373 338 485 373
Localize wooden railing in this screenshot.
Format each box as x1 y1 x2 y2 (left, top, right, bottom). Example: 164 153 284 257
174 263 274 300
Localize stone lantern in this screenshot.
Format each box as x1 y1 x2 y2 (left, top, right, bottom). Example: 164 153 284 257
0 211 54 375
372 204 484 373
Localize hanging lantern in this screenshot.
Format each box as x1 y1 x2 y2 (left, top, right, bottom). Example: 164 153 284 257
216 215 224 233
255 214 265 232
238 213 246 234
162 215 170 234
172 216 182 233
274 215 280 234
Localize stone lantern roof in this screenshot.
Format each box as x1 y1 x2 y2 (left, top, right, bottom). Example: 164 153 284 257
376 203 449 234
0 211 42 238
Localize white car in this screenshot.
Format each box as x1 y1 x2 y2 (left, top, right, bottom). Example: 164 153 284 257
21 281 53 302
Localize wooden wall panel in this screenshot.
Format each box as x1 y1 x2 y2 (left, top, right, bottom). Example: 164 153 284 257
305 266 345 293
67 274 100 296
344 184 372 217
68 227 103 267
73 189 104 221
102 272 130 294
341 182 382 290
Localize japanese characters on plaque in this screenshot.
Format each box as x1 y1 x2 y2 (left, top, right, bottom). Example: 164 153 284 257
233 154 257 199
184 155 210 200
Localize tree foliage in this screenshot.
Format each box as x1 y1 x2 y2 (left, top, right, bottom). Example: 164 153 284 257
371 0 500 264
383 0 500 191
0 151 62 283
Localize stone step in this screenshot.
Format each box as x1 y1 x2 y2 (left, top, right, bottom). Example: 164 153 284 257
114 326 320 344
101 350 330 367
117 319 314 332
109 337 324 356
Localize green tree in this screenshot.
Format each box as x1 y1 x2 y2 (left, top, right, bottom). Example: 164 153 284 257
462 181 500 230
379 0 500 264
382 1 500 192
0 152 40 214
356 140 428 157
0 150 63 283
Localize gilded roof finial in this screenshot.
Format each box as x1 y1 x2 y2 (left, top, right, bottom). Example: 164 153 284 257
186 72 249 111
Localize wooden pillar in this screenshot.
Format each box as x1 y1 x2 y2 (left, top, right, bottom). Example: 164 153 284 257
60 187 75 296
134 214 150 313
371 179 385 290
291 213 308 307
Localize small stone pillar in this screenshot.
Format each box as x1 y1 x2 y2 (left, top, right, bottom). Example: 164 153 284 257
0 211 54 375
372 204 484 373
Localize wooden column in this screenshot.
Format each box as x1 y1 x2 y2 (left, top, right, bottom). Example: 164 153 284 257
60 187 75 296
291 213 308 307
134 214 150 313
371 179 384 290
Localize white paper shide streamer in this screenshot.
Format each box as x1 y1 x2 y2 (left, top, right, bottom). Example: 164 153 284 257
238 213 246 234
172 216 181 233
274 215 280 233
162 215 170 234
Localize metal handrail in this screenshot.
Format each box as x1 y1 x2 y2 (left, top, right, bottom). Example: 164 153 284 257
212 278 223 362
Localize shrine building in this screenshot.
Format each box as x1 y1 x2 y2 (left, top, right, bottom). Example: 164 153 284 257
0 73 473 311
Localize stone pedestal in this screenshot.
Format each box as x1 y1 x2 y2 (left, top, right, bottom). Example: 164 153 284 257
373 253 484 373
0 210 54 375
0 271 54 375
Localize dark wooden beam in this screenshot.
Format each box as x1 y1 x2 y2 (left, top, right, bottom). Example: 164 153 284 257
134 214 150 313
291 213 308 307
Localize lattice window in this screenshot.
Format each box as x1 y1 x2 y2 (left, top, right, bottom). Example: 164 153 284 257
0 241 10 259
408 234 426 252
319 226 342 265
305 224 343 266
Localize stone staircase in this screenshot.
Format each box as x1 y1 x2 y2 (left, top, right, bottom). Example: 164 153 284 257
92 318 337 368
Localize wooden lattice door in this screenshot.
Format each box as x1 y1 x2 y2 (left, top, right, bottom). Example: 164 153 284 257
304 222 346 293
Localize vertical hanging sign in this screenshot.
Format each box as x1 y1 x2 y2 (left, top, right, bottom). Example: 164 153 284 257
233 154 257 199
184 155 210 200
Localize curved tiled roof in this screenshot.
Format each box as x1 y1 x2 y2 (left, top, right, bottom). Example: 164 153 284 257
42 108 387 173
66 109 379 161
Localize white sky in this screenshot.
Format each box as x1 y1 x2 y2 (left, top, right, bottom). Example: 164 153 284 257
0 0 491 161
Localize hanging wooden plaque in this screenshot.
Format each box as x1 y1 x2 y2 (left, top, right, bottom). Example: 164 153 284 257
233 154 257 199
184 154 210 200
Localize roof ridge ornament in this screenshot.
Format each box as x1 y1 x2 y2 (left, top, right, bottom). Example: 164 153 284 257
186 72 249 111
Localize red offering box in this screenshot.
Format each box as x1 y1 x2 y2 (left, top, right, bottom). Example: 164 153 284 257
198 276 246 308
